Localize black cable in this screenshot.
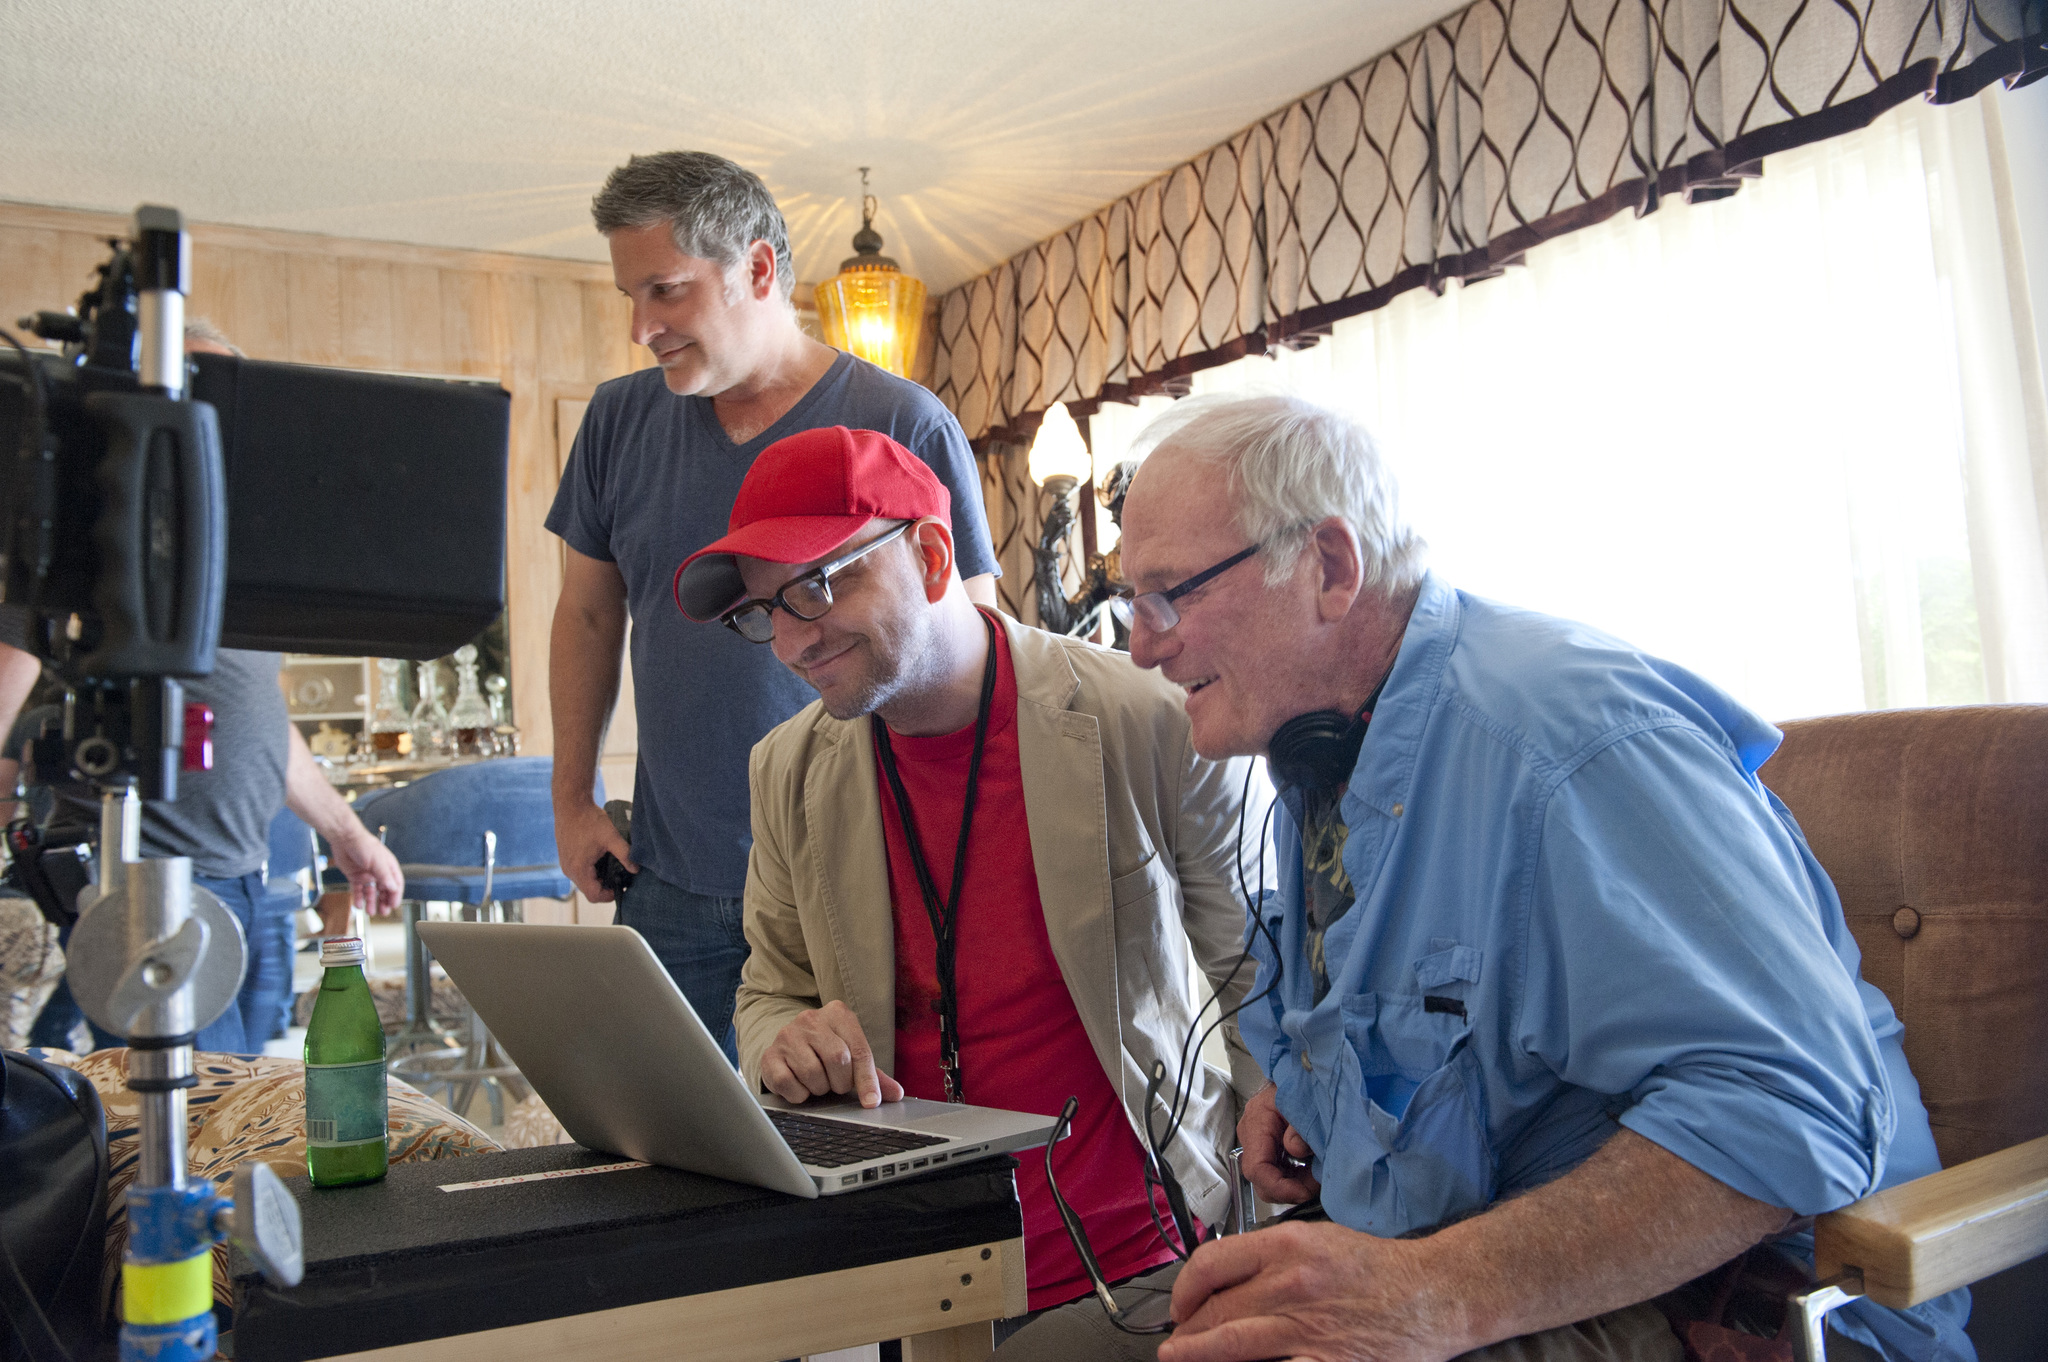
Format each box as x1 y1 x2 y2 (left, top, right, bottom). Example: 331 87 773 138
1153 770 1284 1170
1044 1096 1175 1336
0 326 51 410
1157 762 1266 1135
1046 762 1292 1288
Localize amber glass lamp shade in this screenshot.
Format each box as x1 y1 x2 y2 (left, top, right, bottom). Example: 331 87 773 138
815 261 926 378
815 185 926 379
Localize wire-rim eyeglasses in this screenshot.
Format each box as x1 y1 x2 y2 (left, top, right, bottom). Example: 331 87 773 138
1109 542 1259 634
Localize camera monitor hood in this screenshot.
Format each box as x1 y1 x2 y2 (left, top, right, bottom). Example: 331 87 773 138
190 353 509 659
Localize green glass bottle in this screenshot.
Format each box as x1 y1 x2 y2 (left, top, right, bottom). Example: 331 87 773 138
304 937 389 1186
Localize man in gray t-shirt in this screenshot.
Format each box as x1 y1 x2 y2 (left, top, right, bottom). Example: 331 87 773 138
548 152 997 1061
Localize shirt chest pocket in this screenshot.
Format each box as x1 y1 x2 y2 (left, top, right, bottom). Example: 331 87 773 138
1321 990 1494 1234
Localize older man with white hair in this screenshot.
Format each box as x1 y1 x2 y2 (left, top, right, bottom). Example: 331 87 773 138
996 395 1968 1361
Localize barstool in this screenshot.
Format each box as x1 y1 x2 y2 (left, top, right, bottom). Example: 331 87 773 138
259 806 322 1044
359 756 587 1124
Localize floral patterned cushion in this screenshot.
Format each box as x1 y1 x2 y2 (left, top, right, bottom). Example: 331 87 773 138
502 1092 573 1150
0 898 63 1049
291 965 467 1033
28 1047 500 1321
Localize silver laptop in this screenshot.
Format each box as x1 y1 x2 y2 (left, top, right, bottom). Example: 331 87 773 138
414 922 1057 1198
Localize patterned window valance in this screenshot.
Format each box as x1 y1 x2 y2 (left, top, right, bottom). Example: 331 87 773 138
929 0 2044 444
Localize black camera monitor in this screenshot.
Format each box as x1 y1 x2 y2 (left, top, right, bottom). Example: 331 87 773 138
190 353 509 659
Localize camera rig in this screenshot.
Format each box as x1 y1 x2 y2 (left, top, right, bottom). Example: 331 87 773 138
5 199 511 1362
3 207 321 1362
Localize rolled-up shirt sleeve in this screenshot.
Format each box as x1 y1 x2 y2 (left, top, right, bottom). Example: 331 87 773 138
1522 723 1894 1215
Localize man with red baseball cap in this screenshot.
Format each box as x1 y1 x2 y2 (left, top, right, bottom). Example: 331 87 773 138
680 425 1265 1327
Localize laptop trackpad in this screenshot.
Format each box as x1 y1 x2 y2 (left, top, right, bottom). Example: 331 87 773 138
787 1094 959 1126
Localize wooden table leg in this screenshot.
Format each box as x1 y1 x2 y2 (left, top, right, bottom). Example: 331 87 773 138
902 1321 995 1362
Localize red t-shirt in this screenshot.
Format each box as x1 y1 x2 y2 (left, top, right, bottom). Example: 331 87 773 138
875 615 1180 1309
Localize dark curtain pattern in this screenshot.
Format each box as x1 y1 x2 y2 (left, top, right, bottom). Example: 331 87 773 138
932 0 2045 444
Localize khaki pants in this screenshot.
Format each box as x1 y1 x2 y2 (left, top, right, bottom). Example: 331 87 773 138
990 1259 1683 1362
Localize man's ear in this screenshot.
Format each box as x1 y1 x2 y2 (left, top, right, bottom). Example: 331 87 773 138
910 518 957 603
745 239 779 302
1309 517 1364 623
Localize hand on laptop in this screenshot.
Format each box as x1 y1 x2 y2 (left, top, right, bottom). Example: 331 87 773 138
761 1001 905 1109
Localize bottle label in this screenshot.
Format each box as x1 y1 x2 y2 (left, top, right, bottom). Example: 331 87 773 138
305 1059 388 1147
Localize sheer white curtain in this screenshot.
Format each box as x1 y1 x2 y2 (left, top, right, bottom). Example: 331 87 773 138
1074 83 2048 723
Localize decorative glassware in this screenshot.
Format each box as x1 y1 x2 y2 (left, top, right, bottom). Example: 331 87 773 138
370 658 412 759
308 721 355 761
410 661 451 759
448 645 493 758
484 674 520 756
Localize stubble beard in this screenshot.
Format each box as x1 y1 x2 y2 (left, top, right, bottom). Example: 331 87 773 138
816 612 944 723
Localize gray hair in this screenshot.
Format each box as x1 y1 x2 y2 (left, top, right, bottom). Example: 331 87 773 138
591 151 795 303
183 316 243 356
1134 394 1426 593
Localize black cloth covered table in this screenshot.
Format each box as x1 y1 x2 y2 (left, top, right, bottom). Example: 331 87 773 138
231 1145 1022 1361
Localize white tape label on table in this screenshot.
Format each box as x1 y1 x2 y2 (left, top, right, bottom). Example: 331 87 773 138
438 1161 651 1193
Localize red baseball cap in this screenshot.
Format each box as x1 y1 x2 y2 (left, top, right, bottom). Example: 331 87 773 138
674 425 953 621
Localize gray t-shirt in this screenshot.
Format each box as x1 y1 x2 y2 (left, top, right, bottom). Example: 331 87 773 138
141 649 289 879
0 607 287 880
545 352 999 897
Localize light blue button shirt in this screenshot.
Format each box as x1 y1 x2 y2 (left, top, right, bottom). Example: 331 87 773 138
1239 575 1972 1360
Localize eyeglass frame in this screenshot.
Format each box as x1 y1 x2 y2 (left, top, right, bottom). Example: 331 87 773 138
1044 1096 1181 1335
720 519 915 644
1110 542 1260 634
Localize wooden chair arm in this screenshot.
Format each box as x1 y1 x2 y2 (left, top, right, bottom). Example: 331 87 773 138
1814 1134 2048 1308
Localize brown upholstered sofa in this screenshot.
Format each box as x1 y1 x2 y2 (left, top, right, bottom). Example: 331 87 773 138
1761 705 2048 1358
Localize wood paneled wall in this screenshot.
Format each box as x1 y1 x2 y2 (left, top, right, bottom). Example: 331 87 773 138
0 201 652 758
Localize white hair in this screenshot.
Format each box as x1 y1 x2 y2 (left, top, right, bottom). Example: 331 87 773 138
1132 394 1426 593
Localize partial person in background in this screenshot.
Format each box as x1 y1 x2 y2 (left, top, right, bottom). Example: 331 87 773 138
2 319 405 1054
547 151 1000 1062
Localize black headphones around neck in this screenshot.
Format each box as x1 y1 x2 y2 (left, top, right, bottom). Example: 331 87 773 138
1265 674 1389 793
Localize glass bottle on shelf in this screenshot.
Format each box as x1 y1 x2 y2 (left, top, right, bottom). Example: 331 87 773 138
448 645 493 758
369 658 412 760
485 674 520 756
411 661 452 759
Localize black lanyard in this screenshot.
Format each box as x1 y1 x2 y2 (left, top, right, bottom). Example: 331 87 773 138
872 610 1000 1103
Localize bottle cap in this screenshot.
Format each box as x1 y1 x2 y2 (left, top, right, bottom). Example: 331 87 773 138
320 937 367 968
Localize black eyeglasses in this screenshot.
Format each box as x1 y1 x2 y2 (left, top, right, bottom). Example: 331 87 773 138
1044 1064 1202 1336
721 520 913 643
1110 543 1259 633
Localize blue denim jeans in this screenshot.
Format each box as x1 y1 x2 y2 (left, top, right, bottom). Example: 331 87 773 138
224 871 299 1046
30 871 289 1055
614 870 747 1066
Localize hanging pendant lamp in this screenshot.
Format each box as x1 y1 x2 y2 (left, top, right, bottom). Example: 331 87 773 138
814 167 926 378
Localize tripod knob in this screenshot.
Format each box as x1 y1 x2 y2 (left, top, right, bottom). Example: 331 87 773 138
229 1162 304 1288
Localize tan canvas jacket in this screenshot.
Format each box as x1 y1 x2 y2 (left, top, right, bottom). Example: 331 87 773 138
735 613 1265 1226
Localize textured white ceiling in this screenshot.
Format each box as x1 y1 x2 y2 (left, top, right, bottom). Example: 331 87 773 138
0 0 1466 294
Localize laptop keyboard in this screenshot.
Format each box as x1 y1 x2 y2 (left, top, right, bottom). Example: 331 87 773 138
765 1109 950 1169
